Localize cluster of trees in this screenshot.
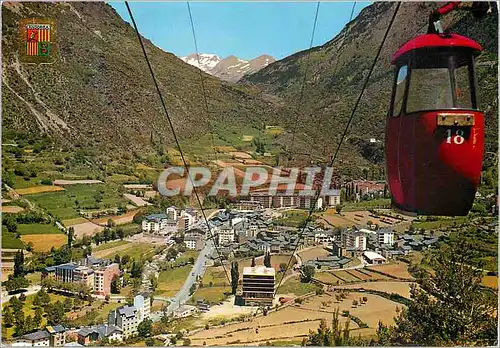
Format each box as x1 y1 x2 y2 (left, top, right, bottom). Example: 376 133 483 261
41 278 93 300
341 182 389 203
27 245 73 273
91 226 127 245
299 265 315 283
252 137 266 155
4 251 30 292
377 240 497 346
3 288 85 337
2 212 51 234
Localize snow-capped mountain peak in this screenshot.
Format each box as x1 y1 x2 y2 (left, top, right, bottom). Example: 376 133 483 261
180 53 276 82
180 53 221 73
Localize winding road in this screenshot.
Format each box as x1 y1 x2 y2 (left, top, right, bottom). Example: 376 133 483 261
150 210 222 321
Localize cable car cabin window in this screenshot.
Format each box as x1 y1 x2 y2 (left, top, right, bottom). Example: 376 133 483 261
405 52 476 114
407 68 453 112
454 64 472 109
392 65 407 116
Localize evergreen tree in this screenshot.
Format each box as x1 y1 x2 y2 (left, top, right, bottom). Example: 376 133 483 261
3 306 14 327
68 227 74 248
264 252 271 268
63 297 73 312
14 251 25 277
230 262 239 295
9 296 23 313
14 310 25 337
110 274 121 294
34 307 43 328
303 308 356 346
138 318 153 338
24 315 35 334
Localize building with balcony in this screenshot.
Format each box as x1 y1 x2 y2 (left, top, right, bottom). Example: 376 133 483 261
93 263 120 296
108 305 138 339
242 266 275 306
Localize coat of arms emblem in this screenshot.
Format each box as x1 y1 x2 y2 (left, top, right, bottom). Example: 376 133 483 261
19 18 57 63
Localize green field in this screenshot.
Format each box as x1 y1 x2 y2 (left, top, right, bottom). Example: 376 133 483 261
276 277 319 296
2 231 25 249
343 198 391 211
110 243 157 261
17 223 63 235
173 250 199 266
191 285 229 304
274 210 309 227
155 265 191 297
413 216 468 230
25 184 128 220
69 301 123 327
94 240 130 252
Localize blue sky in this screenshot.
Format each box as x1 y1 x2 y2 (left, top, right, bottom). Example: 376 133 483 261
109 1 371 60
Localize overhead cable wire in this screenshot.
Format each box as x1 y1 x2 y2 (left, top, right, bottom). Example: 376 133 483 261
305 1 357 162
125 1 231 284
187 1 219 161
275 2 402 295
287 1 321 160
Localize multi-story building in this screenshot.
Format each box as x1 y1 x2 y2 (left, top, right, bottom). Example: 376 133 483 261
13 325 67 347
108 305 139 338
133 293 151 323
53 263 78 283
314 231 336 245
141 213 169 233
93 263 120 296
340 229 367 251
46 325 66 347
249 186 341 210
184 233 205 251
13 330 50 346
42 259 119 297
215 225 235 245
242 266 275 306
166 206 178 220
377 228 395 245
179 208 198 230
73 266 94 288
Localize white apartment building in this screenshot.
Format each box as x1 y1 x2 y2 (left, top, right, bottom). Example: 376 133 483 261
141 214 169 233
133 293 151 323
314 232 335 245
108 305 138 339
341 229 367 251
166 206 178 220
215 226 235 245
377 229 395 245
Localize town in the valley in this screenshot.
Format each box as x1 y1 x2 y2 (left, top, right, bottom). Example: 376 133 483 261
2 175 497 346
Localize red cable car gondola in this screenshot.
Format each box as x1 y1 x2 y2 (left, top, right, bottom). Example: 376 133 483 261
385 2 494 216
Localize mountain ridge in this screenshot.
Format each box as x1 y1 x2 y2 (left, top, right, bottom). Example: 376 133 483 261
181 53 275 82
1 2 288 162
